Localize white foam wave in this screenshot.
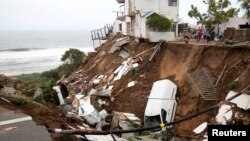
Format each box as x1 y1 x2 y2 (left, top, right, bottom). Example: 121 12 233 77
0 47 95 76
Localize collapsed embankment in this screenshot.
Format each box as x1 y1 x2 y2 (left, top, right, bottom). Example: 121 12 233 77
76 35 250 136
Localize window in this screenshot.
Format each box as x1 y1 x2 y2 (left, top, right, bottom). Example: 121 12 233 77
169 0 177 6
144 115 161 127
161 109 167 122
119 23 122 31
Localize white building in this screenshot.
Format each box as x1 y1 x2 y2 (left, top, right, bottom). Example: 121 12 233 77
113 0 179 42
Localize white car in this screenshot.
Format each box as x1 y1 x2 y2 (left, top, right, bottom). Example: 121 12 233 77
144 79 178 128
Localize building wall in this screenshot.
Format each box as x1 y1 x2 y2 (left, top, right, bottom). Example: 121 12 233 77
119 0 179 39
125 0 179 22
113 17 132 35
149 32 176 42
220 17 249 31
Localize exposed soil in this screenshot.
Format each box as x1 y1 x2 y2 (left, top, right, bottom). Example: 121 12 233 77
76 36 250 136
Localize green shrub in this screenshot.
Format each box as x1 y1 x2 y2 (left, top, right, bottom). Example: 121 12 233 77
128 67 139 77
146 14 172 31
227 81 240 90
14 98 29 106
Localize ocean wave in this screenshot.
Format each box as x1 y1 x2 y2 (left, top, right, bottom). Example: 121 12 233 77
0 47 95 76
0 47 45 52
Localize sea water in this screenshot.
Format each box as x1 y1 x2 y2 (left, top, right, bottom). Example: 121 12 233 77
0 30 95 76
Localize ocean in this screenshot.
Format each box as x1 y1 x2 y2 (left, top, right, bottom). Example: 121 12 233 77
0 30 95 76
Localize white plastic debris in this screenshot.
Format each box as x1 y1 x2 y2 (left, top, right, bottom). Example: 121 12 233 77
128 81 136 88
193 122 208 134
226 91 250 110
216 105 233 124
132 63 139 68
75 94 84 100
93 79 101 84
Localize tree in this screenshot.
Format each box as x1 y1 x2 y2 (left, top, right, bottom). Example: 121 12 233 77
146 14 172 31
61 48 85 66
238 0 250 18
188 0 239 26
43 48 86 79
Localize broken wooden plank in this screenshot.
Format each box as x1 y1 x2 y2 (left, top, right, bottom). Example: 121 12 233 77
215 65 227 87
227 59 242 72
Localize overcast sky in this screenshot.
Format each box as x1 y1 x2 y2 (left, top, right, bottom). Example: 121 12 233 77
0 0 244 30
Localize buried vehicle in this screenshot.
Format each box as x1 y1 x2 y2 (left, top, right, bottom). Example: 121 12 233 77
144 79 178 128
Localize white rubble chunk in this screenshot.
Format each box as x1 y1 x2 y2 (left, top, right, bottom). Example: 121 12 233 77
93 79 101 84
128 81 136 87
226 91 250 110
75 94 84 100
88 89 97 95
216 105 233 124
193 122 208 134
132 63 139 68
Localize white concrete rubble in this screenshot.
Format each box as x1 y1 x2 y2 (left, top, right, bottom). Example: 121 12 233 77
216 105 233 124
193 122 208 134
226 91 250 110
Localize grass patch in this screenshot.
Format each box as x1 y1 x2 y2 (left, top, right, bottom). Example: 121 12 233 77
14 98 29 106
128 67 139 77
227 81 240 90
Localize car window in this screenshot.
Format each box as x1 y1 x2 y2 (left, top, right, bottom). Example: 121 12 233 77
145 115 161 127
161 109 167 123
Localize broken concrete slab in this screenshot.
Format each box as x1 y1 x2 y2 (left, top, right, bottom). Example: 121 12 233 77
3 86 16 95
119 50 130 59
109 37 129 54
216 105 233 124
88 88 97 95
193 122 207 134
109 44 121 54
128 81 136 88
33 88 43 99
226 91 250 110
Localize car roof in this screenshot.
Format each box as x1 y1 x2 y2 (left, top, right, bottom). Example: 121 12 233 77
148 79 177 99
145 79 177 116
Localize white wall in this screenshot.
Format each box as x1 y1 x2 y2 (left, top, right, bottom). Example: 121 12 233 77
134 14 142 37
113 17 132 35
132 0 179 22
149 32 176 42
120 0 179 39
220 17 249 31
